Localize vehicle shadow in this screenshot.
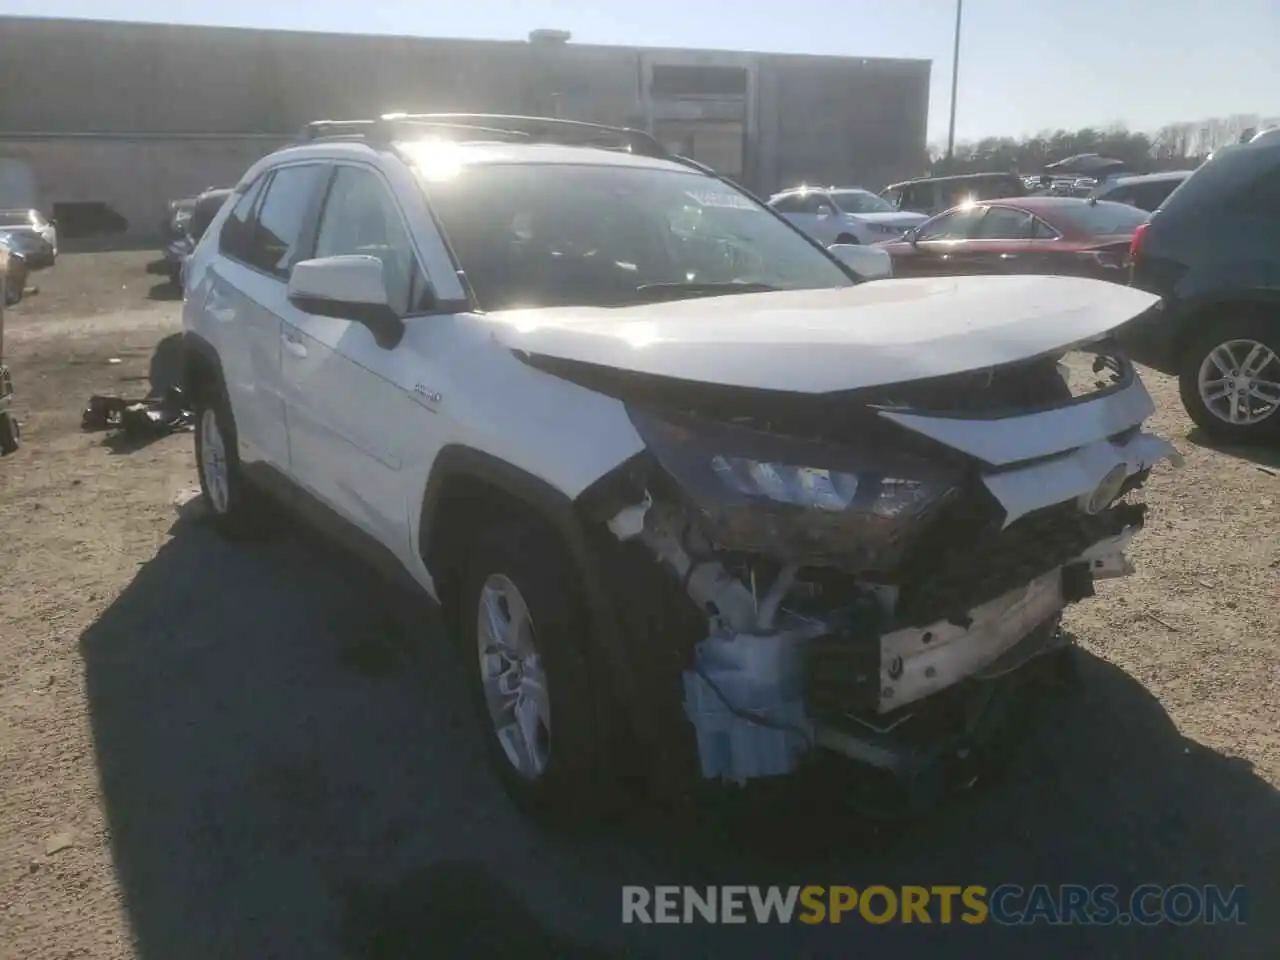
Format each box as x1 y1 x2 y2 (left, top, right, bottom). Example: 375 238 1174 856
1184 426 1280 471
80 515 1279 960
147 281 182 302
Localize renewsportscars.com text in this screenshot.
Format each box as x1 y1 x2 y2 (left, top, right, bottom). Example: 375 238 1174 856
621 884 1248 926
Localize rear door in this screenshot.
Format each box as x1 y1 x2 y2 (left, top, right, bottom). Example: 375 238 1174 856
964 204 1043 273
204 166 329 469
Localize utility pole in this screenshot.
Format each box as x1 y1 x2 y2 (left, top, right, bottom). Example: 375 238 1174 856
945 0 963 164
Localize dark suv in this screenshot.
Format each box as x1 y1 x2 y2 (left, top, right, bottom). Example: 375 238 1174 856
1127 138 1280 443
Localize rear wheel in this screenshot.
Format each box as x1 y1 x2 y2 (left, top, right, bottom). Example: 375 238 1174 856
1178 314 1280 444
835 232 860 244
193 389 269 538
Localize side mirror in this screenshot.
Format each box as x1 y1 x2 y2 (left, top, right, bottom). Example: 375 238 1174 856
828 243 893 282
815 204 834 218
288 255 404 348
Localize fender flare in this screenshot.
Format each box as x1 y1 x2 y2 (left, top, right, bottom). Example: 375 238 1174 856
417 445 649 745
180 331 227 398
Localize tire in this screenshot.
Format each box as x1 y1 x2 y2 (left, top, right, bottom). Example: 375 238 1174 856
457 516 618 822
193 388 267 538
1178 314 1280 444
0 412 19 455
835 233 860 245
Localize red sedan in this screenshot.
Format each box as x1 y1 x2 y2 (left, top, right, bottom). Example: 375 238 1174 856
874 196 1150 282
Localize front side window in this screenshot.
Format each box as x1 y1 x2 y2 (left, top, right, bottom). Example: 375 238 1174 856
420 162 853 311
916 206 986 241
313 165 431 316
247 164 327 278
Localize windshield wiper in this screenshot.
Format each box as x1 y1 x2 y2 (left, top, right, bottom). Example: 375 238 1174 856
629 280 780 303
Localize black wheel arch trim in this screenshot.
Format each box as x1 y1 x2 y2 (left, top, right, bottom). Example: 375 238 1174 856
181 331 227 397
1166 287 1280 350
418 445 661 756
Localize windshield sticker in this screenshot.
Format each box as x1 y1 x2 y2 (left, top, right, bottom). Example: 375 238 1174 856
684 190 758 211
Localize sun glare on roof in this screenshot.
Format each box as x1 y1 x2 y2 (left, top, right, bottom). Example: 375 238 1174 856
399 139 471 181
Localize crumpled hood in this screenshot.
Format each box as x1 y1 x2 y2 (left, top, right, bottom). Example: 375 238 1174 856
484 274 1160 394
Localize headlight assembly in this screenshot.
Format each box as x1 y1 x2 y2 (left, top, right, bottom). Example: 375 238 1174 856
627 407 962 571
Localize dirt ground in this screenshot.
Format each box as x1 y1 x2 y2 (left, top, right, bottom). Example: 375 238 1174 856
1 253 1277 959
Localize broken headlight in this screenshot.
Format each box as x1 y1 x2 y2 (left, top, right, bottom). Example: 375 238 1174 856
627 408 962 571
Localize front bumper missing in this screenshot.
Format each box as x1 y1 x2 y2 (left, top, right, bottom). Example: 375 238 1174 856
685 528 1136 787
877 566 1066 712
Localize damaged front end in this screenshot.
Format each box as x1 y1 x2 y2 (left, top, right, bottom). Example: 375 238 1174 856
569 338 1181 803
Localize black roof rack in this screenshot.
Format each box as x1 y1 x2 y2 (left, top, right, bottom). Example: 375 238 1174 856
297 113 669 159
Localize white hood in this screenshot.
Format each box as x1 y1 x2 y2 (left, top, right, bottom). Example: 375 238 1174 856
483 275 1160 394
848 211 928 228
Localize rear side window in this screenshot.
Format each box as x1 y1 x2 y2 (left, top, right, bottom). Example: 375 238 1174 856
1101 185 1135 206
1050 201 1149 236
972 205 1034 239
1227 161 1280 215
900 184 933 212
1162 147 1280 220
770 195 807 214
247 164 328 278
1134 180 1177 211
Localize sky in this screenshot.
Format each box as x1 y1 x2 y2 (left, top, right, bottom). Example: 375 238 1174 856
4 0 1277 144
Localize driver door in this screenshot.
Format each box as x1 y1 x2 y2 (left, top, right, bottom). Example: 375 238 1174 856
280 163 437 557
895 206 988 277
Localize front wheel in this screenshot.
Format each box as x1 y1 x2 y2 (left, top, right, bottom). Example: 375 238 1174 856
1178 315 1280 444
457 517 618 821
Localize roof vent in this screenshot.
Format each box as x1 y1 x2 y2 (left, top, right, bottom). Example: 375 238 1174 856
529 29 571 45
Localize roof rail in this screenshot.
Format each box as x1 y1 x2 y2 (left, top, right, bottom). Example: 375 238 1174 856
297 113 669 158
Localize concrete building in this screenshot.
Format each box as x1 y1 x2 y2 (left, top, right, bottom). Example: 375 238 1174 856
0 16 931 241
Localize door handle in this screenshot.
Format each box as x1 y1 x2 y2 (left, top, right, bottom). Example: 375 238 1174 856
999 253 1018 260
282 331 307 357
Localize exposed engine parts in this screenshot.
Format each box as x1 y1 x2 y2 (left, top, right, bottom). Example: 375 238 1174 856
605 420 1180 787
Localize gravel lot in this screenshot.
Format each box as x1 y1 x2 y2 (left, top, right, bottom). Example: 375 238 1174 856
1 253 1278 959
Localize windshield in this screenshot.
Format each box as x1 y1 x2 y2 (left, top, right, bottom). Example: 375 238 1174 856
420 162 852 310
0 210 32 227
1051 200 1150 235
829 189 897 214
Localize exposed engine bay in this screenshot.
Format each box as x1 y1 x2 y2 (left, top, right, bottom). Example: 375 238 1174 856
563 338 1183 791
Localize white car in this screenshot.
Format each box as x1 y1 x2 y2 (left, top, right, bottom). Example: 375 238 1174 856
182 114 1179 819
768 186 929 246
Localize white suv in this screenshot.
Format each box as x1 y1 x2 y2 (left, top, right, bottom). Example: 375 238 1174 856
182 114 1180 818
